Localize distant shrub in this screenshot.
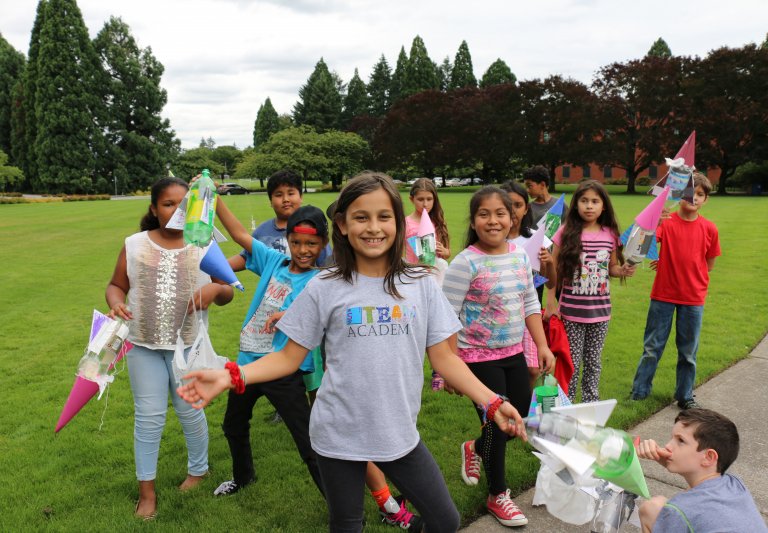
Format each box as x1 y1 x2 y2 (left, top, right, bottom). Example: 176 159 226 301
636 176 651 186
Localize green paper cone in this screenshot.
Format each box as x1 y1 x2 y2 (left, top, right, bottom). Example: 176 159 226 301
596 451 650 498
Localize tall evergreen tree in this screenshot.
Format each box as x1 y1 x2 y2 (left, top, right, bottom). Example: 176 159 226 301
293 58 342 132
0 34 25 161
253 97 280 148
450 40 477 89
647 38 672 58
367 54 391 116
761 33 767 50
34 0 105 193
402 36 439 98
93 16 179 193
341 68 369 129
390 47 408 105
437 56 452 92
480 59 516 87
18 0 48 184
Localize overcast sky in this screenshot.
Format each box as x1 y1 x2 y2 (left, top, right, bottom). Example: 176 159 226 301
4 0 767 149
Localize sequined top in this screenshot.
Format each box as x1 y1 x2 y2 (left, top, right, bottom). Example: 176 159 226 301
125 232 211 349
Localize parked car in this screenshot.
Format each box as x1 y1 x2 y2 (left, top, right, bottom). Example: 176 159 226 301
445 178 462 187
217 183 249 195
459 177 484 186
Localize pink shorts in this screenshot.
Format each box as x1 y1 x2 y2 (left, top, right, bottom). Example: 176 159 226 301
522 328 538 368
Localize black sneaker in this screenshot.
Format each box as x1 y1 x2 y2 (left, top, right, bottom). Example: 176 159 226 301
677 399 701 410
213 479 250 496
379 495 423 531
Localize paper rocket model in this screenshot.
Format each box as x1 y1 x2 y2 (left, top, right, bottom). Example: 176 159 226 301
526 399 650 499
537 194 566 240
651 131 696 204
55 310 134 433
200 240 244 292
184 169 218 247
407 209 437 266
523 224 547 273
623 186 670 265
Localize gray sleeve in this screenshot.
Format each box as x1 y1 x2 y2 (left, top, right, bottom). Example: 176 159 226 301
275 278 326 351
442 252 471 316
425 276 462 347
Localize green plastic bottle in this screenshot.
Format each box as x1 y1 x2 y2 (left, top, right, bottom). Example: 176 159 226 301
184 169 217 246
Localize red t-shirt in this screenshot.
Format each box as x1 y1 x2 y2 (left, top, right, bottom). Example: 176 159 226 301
651 212 721 306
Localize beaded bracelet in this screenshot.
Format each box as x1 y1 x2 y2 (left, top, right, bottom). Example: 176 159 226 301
225 361 246 394
481 394 508 426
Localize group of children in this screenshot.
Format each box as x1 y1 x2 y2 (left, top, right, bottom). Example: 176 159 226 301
105 164 764 532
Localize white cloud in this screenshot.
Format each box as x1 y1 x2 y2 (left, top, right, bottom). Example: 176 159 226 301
4 0 767 148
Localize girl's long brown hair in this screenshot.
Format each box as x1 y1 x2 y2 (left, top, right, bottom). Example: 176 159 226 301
557 180 625 284
410 178 450 250
325 172 426 298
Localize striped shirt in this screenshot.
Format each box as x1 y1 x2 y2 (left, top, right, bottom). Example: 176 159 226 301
552 226 618 323
443 242 541 363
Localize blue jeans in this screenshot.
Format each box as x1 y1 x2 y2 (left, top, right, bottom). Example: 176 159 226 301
127 344 209 481
630 300 703 402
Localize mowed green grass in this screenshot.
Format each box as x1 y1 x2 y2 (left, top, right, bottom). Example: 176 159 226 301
0 189 765 531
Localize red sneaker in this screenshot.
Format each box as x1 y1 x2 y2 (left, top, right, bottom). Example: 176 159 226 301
461 441 481 486
486 489 528 527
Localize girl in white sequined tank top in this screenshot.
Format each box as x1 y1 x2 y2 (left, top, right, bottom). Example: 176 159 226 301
106 177 234 519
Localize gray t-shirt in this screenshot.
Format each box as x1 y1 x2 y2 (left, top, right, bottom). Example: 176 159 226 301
276 269 462 461
654 474 766 533
530 196 559 228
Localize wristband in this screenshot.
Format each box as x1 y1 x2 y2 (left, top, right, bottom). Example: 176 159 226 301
481 394 508 426
225 361 246 394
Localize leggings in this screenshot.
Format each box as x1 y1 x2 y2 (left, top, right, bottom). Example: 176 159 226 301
316 440 460 533
563 319 609 403
467 353 531 495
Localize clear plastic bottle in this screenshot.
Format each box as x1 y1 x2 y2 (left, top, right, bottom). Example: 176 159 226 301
529 412 634 476
77 319 129 380
184 168 217 246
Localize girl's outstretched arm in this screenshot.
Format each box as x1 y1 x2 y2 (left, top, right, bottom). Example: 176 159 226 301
544 244 561 318
427 338 527 441
215 196 254 253
106 246 133 320
177 339 309 408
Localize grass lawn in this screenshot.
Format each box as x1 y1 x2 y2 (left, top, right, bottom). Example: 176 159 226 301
0 189 766 531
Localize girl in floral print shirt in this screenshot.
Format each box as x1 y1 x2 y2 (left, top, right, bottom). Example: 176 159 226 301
442 186 554 528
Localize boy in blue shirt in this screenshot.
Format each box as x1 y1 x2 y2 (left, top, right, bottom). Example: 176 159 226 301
636 409 765 532
215 200 329 496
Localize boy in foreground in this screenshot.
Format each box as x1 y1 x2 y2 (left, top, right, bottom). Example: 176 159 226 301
636 408 765 532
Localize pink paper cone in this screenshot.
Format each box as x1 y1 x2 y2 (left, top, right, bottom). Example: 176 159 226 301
635 187 670 230
417 208 435 237
55 376 100 433
674 131 696 168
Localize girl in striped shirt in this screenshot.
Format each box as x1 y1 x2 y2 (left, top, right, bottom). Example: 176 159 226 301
443 186 554 528
547 180 635 403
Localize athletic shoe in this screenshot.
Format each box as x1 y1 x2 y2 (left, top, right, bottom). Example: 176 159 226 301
678 398 701 410
431 372 445 391
379 496 423 531
213 479 250 496
461 441 482 485
486 489 528 527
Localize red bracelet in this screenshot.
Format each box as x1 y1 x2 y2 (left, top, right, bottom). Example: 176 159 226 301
225 361 245 394
483 394 506 426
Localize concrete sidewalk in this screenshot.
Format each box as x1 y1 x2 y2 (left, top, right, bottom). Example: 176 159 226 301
460 334 768 532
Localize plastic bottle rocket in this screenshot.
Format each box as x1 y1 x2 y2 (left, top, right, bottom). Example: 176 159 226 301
652 131 696 205
526 411 650 498
624 186 669 265
184 169 217 247
417 208 436 266
77 318 130 381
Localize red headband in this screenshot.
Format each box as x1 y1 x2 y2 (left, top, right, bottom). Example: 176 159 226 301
292 226 318 235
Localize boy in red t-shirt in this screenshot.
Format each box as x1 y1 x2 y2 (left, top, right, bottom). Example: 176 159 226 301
630 173 721 409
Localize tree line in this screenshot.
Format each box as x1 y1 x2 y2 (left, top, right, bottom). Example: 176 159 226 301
1 1 767 194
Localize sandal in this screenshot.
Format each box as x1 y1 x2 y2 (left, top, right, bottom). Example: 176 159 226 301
134 498 157 521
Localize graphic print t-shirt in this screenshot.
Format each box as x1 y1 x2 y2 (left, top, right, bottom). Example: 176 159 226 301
275 271 461 461
552 226 618 323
